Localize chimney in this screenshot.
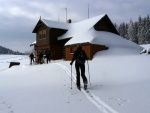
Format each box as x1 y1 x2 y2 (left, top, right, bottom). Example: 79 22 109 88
67 19 72 23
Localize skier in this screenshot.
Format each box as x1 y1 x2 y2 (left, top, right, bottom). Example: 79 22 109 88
29 53 34 65
70 44 89 90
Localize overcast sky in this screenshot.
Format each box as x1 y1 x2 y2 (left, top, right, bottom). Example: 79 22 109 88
0 0 150 52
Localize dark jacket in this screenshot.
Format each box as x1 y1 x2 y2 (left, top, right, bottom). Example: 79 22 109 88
29 53 34 59
71 48 88 65
45 50 50 58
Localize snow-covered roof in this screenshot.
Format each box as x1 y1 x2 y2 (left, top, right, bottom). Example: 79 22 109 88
65 28 143 51
30 41 36 46
41 19 70 30
58 14 106 40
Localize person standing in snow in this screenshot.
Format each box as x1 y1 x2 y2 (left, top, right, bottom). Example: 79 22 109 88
45 49 51 64
38 52 43 64
70 44 89 90
29 53 34 65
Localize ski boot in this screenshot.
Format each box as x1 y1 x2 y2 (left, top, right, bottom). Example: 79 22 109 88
84 83 88 90
77 85 81 90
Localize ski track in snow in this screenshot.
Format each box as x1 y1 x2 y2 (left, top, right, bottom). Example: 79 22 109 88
55 63 119 113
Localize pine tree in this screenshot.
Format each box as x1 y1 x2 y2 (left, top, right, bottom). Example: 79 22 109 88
127 19 134 41
115 15 150 45
137 16 145 44
145 15 150 44
133 22 139 44
127 20 138 44
118 22 128 39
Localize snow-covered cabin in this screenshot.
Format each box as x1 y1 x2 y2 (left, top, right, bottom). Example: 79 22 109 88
32 18 70 59
32 14 135 60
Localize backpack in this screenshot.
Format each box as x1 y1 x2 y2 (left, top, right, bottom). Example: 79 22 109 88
76 50 86 64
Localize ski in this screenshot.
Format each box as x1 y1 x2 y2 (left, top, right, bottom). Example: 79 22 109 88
84 85 89 93
77 86 81 91
77 86 89 92
85 90 89 93
82 84 89 93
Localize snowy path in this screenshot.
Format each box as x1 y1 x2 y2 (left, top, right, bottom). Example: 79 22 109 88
55 63 119 113
0 63 102 113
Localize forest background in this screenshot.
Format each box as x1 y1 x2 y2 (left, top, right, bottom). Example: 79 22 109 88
115 15 150 45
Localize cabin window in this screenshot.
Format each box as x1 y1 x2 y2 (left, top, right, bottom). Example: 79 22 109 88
38 30 46 40
42 30 46 39
70 47 74 54
38 31 42 40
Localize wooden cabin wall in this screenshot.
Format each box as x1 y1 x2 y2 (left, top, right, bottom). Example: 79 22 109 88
65 44 108 61
65 45 92 61
36 28 68 60
49 28 67 44
90 44 108 59
82 45 91 59
65 44 91 61
49 44 65 60
36 27 50 46
65 46 76 60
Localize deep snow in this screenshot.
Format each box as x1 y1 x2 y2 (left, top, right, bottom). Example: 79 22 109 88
0 45 150 113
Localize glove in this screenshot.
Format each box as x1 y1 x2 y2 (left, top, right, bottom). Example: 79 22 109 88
70 62 73 65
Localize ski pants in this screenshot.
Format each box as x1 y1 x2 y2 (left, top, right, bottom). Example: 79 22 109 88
75 63 88 87
46 57 51 64
30 58 34 64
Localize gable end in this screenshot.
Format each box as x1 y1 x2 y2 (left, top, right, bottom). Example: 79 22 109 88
94 15 119 35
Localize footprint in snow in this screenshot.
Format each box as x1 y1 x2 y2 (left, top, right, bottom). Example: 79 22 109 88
109 97 129 102
117 103 124 106
0 98 14 113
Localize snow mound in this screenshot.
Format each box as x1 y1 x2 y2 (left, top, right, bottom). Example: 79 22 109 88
140 44 150 54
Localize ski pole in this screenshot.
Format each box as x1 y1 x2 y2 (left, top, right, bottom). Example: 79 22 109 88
87 60 91 85
71 65 72 89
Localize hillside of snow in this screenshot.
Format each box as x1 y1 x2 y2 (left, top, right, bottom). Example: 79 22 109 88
0 44 150 113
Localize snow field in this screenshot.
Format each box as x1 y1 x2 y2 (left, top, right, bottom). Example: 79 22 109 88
0 48 150 113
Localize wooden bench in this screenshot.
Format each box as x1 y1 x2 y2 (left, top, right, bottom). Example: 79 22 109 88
9 62 20 68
